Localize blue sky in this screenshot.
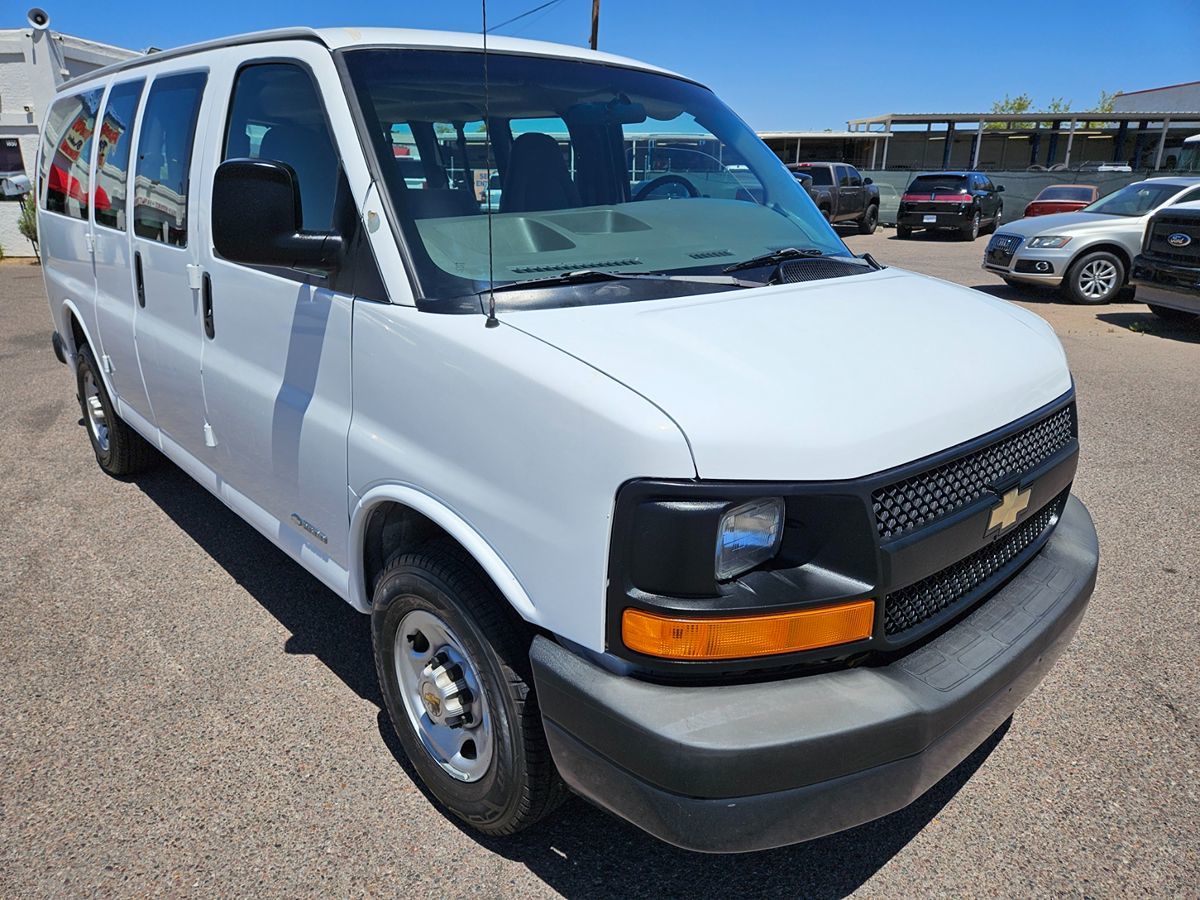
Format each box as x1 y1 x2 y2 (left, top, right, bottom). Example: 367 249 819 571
24 0 1200 130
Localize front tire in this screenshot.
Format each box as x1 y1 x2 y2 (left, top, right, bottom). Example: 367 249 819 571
372 543 568 836
74 343 157 476
988 205 1003 233
1061 250 1124 305
857 203 879 235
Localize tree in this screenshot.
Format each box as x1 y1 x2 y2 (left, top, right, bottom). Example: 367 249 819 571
986 92 1034 129
17 193 38 261
1046 97 1071 114
1088 90 1115 128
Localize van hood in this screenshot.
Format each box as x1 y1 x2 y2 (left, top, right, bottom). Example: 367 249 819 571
504 268 1072 481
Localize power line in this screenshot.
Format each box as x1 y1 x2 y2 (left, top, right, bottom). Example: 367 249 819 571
484 0 566 34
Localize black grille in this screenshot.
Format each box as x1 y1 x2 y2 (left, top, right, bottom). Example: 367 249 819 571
883 493 1066 636
1146 215 1200 265
777 259 870 284
872 403 1075 540
985 233 1022 267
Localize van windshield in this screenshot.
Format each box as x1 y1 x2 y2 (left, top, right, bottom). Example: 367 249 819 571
341 49 848 311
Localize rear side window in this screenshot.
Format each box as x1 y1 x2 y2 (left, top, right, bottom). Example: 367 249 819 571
1174 187 1200 206
223 63 339 231
94 80 145 231
799 166 833 186
133 72 207 247
39 88 103 218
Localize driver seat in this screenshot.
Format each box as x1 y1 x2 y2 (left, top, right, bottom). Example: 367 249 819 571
500 133 580 213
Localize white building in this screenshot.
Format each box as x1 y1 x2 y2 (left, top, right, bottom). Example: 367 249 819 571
0 11 137 255
1113 80 1200 115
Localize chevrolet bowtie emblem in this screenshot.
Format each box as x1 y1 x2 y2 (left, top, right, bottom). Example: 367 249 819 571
987 486 1031 534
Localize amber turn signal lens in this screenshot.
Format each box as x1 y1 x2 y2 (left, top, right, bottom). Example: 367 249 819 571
622 600 875 661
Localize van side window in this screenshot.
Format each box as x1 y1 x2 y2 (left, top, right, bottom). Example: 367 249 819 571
94 80 145 231
39 89 103 219
133 72 207 247
223 63 338 231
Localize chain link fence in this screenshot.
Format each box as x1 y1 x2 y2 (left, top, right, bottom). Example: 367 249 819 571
863 170 1158 226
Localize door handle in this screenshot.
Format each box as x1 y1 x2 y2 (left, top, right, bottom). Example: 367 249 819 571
202 273 215 339
134 250 145 307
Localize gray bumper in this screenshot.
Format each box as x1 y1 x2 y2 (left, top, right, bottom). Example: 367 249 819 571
531 495 1098 853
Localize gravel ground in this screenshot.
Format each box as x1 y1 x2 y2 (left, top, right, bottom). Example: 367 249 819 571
0 233 1197 898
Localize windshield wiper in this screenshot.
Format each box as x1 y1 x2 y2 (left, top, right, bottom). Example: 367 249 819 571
722 247 826 273
481 269 759 295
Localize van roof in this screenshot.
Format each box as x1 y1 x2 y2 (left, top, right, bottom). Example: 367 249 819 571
58 26 690 92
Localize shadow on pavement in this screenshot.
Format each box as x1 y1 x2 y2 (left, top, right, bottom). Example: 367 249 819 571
134 464 381 706
396 715 1012 900
135 462 1013 898
1096 310 1200 343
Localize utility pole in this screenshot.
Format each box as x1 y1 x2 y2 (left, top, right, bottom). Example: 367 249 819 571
589 0 600 49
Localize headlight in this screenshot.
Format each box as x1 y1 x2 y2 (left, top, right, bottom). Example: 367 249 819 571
1028 235 1072 249
715 497 785 580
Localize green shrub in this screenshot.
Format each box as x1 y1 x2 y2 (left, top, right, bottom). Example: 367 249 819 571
17 193 38 260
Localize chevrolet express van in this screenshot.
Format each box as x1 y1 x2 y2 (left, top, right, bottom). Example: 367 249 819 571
38 27 1099 852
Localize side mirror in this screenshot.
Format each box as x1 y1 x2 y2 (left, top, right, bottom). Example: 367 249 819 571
863 177 873 185
996 184 1005 192
212 159 342 269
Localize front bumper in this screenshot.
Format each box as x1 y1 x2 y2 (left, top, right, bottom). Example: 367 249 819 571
531 495 1098 853
1132 255 1200 309
983 245 1074 286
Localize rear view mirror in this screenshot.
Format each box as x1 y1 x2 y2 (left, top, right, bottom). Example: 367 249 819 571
863 177 873 185
212 159 342 269
568 96 647 126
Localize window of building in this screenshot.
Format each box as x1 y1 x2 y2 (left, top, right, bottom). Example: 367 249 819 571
39 89 102 218
133 71 207 246
94 80 145 231
223 63 338 231
0 139 24 173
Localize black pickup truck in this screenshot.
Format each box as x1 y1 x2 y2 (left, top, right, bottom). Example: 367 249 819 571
787 162 881 234
1132 203 1200 323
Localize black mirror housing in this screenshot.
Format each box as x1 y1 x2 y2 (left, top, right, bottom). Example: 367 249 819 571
212 159 342 269
996 184 1005 192
863 177 873 185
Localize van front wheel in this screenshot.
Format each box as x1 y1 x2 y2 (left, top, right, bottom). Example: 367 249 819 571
372 544 568 835
74 343 157 476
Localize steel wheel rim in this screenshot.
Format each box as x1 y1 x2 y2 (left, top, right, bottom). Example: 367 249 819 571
394 608 493 782
1079 259 1117 298
83 370 109 453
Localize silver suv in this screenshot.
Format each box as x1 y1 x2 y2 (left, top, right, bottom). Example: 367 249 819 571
983 178 1200 304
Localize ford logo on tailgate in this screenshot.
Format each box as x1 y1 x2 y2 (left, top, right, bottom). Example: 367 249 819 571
1167 232 1192 247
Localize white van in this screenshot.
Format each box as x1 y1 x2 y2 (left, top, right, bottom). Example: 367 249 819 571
38 27 1098 852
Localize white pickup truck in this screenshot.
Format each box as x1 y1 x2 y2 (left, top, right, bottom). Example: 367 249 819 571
38 27 1098 852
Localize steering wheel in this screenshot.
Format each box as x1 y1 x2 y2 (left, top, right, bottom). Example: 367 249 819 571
634 174 700 201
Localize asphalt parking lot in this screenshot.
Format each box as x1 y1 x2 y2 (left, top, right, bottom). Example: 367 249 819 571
1 232 1198 898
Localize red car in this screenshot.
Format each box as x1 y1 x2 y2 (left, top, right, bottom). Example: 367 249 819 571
1023 184 1100 217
